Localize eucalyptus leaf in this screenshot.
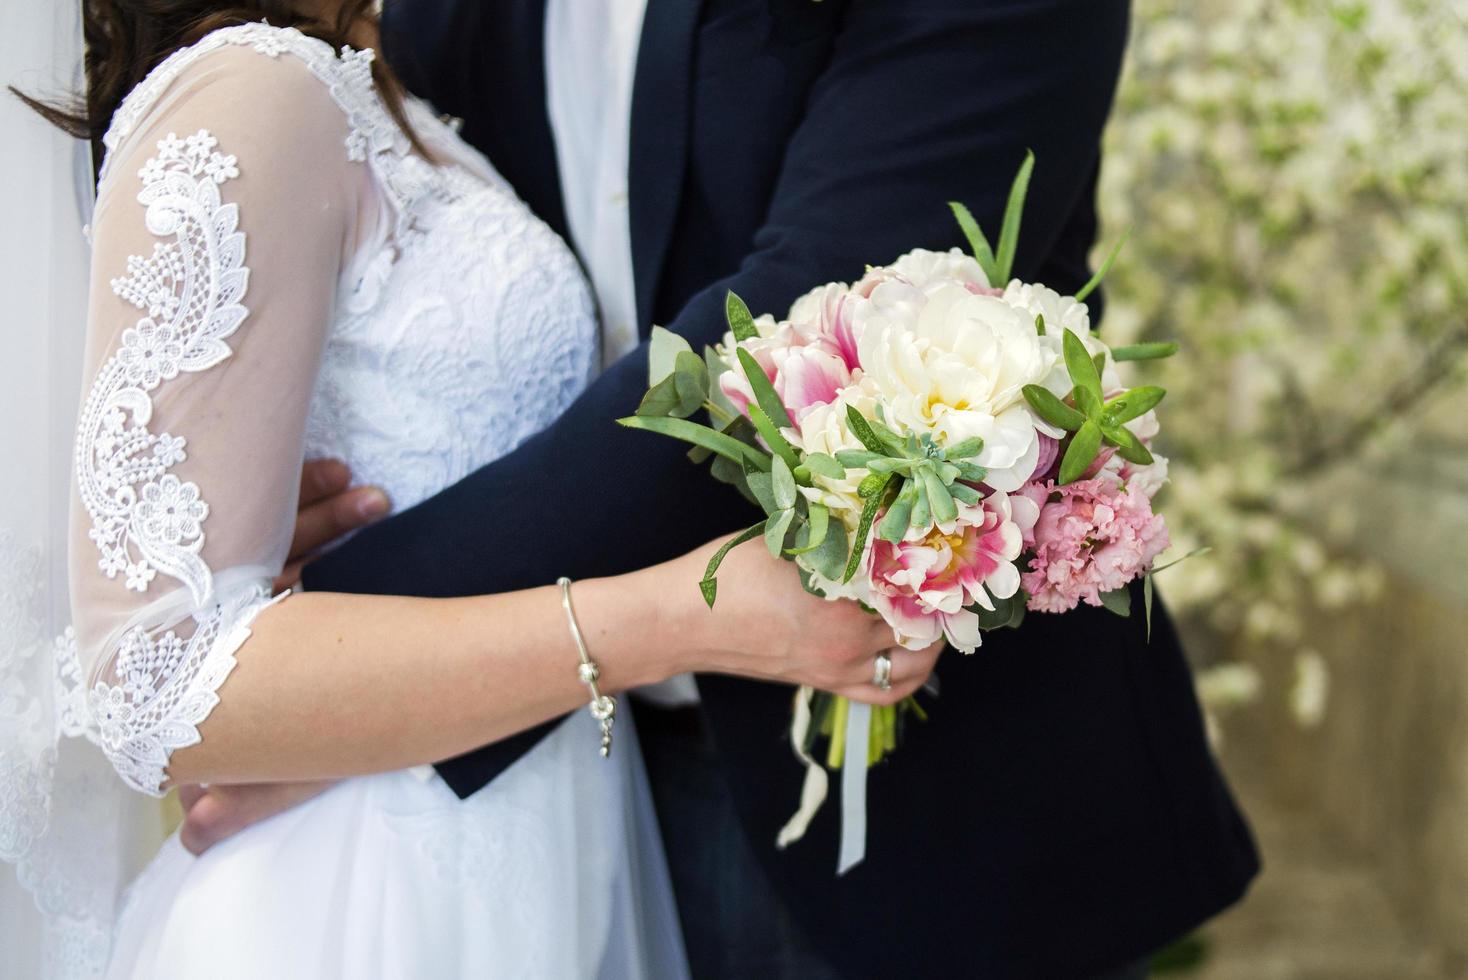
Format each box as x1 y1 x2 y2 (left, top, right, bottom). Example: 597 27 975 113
1073 225 1132 303
1110 341 1180 362
975 588 1027 631
1058 419 1102 484
772 456 797 510
948 200 998 281
1098 586 1132 617
1022 384 1087 430
803 453 847 480
764 507 795 558
787 502 830 555
635 374 684 418
994 149 1035 284
700 521 765 608
801 518 850 581
745 470 776 514
619 415 770 470
726 291 758 342
647 325 694 384
1104 385 1166 423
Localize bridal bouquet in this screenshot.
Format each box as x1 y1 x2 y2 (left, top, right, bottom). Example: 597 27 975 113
620 154 1179 869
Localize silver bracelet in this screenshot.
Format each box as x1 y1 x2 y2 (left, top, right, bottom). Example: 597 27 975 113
557 577 616 758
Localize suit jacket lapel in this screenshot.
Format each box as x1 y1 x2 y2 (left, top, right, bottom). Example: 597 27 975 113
628 0 705 332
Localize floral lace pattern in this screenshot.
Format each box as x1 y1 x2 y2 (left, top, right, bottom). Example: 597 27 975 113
77 129 245 605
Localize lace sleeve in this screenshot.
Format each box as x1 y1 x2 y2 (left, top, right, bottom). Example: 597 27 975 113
69 44 367 795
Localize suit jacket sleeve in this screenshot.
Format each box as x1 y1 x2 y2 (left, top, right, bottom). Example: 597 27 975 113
303 0 1130 797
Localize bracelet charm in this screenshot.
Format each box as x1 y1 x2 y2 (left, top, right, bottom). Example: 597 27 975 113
557 577 616 757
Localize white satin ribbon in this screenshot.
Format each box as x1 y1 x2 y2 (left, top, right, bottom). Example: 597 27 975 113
776 686 829 850
836 700 872 875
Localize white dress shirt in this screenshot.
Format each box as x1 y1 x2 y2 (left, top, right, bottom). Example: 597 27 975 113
545 0 700 706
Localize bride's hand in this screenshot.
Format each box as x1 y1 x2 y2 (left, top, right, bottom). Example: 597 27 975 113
659 536 945 706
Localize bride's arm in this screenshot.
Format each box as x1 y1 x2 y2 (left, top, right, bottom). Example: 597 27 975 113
168 539 918 786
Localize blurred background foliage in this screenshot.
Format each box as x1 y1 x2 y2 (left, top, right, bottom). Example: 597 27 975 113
1099 0 1468 975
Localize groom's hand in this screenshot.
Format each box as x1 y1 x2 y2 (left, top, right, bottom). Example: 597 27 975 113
177 781 336 855
275 459 390 592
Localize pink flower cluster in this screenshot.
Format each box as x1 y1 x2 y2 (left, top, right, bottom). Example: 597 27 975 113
1017 474 1169 614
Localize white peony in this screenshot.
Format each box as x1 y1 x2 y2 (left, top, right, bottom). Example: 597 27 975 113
1001 280 1122 398
883 247 993 292
852 279 1055 491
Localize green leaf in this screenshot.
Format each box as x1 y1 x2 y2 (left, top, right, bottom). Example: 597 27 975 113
801 518 850 581
1073 384 1103 419
700 521 766 608
618 415 771 470
993 149 1035 284
953 460 987 483
857 471 889 499
709 451 749 493
803 453 847 480
948 201 998 282
1035 313 1046 336
1104 386 1165 423
726 291 758 342
735 347 792 430
1150 546 1212 575
943 436 985 460
704 345 736 417
1144 573 1154 643
910 473 931 530
648 325 695 384
1058 419 1102 484
765 507 795 558
636 374 685 418
1023 384 1087 430
745 469 776 514
1098 586 1132 617
878 478 916 543
787 502 830 555
921 467 957 525
834 449 881 469
1063 329 1103 402
1092 351 1107 380
1104 424 1154 466
688 413 752 465
1073 225 1131 303
843 473 894 583
746 405 801 471
1110 341 1180 362
949 481 981 505
845 405 888 455
772 455 797 510
976 589 1027 631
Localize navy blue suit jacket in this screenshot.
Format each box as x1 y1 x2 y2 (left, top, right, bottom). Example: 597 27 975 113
304 1 1259 974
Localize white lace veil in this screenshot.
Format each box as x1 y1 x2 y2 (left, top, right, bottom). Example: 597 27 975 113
1 5 171 976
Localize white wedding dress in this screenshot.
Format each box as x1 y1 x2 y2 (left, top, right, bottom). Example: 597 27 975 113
60 22 687 979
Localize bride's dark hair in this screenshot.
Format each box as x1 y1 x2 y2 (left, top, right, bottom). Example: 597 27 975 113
13 1 428 164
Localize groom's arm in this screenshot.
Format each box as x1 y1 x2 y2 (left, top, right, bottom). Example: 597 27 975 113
302 0 1130 796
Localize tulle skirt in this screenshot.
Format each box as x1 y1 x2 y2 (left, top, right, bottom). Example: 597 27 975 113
104 711 689 979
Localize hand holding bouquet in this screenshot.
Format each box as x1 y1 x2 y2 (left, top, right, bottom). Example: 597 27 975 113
621 154 1180 870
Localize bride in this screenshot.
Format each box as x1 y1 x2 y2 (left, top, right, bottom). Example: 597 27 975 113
2 1 941 976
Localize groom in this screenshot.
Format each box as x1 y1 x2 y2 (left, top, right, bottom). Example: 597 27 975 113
189 1 1259 976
